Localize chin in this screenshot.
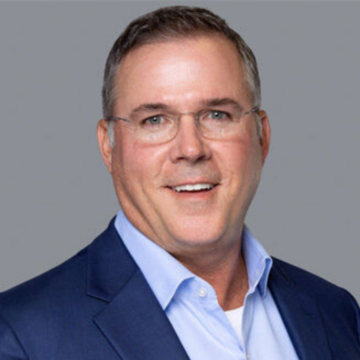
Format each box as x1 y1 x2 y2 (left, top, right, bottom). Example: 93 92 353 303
164 216 227 250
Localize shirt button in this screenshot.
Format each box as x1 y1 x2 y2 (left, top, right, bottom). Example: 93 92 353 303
197 287 208 298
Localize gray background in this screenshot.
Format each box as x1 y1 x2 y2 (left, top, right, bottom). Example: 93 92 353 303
0 1 359 302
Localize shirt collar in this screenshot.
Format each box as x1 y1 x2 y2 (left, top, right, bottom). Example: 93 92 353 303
115 211 273 310
242 225 273 297
115 210 194 310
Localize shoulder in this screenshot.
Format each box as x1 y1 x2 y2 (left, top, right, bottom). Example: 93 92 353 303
0 246 89 318
272 257 356 299
0 218 118 315
271 257 360 326
0 246 92 357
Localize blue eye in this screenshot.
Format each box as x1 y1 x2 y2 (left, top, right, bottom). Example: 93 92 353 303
146 115 163 125
210 110 225 120
209 110 233 120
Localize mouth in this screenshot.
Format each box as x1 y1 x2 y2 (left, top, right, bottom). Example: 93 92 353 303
171 183 215 193
166 183 218 195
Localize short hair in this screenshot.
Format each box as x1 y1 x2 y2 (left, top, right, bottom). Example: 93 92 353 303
102 5 261 120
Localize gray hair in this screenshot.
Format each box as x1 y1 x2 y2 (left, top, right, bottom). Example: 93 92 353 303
102 6 262 145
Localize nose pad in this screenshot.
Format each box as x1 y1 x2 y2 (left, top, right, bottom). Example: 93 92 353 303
177 112 199 124
169 113 210 163
177 112 202 141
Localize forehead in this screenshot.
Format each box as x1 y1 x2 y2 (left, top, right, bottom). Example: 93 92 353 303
114 35 251 112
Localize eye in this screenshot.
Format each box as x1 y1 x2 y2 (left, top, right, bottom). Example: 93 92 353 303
210 110 226 120
203 110 232 121
144 115 164 125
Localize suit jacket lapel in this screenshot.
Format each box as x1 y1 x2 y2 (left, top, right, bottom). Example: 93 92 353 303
269 259 332 360
86 219 190 360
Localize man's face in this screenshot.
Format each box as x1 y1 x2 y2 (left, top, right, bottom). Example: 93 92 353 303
98 35 270 258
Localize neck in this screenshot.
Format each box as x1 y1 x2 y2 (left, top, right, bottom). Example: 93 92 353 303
173 239 249 311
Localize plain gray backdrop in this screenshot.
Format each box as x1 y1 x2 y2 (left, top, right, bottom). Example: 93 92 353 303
0 1 359 302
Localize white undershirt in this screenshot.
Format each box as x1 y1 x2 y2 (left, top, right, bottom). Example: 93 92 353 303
225 306 244 345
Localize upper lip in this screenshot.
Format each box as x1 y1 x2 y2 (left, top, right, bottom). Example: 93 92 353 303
166 180 218 188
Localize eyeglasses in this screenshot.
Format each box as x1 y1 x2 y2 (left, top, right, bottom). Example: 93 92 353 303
106 105 259 144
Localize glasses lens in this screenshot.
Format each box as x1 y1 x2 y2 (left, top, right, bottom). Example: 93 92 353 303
198 107 244 139
127 106 251 143
131 113 177 143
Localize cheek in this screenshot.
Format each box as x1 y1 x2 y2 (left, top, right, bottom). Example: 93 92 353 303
216 137 254 170
114 138 168 192
110 137 141 197
216 138 262 191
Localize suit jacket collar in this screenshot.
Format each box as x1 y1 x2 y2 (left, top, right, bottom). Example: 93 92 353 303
86 218 190 360
86 218 136 302
86 220 333 360
269 259 332 360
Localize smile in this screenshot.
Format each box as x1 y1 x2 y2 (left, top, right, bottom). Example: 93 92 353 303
171 183 215 192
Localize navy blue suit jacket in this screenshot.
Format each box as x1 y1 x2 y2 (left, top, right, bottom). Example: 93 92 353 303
0 219 359 359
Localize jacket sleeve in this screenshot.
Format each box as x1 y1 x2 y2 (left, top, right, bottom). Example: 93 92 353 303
0 315 29 360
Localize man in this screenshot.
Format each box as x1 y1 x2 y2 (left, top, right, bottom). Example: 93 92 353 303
0 5 359 360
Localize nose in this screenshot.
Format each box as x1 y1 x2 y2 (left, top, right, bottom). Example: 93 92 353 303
169 114 212 163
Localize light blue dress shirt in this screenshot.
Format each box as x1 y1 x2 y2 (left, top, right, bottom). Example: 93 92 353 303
115 211 299 360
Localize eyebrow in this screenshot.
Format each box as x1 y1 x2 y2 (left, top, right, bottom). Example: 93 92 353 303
199 97 243 109
130 103 170 117
129 97 243 117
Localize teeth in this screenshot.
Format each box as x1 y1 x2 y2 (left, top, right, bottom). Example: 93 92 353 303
172 183 214 192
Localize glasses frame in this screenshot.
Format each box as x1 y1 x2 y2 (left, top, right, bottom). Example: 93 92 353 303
106 106 260 142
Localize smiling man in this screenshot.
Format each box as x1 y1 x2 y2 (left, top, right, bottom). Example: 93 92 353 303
0 6 359 360
97 34 268 304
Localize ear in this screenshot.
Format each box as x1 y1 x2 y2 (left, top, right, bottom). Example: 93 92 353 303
97 119 113 173
257 110 271 164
